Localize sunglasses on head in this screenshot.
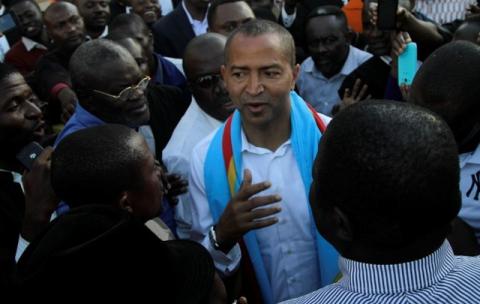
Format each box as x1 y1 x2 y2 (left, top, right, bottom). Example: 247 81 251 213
193 74 222 89
93 76 151 102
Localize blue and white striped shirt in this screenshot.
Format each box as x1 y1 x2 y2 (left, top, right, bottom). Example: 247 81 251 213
282 241 480 304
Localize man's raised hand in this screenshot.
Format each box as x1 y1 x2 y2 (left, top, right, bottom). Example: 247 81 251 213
215 169 282 253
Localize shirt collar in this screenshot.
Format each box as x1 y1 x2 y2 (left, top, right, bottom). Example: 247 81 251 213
339 241 455 294
181 0 208 25
460 142 480 167
240 127 291 156
0 169 24 188
22 37 47 52
304 46 359 79
0 5 5 15
191 98 222 129
85 26 109 40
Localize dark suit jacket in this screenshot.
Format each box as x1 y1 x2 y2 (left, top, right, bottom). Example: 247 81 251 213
0 171 24 289
152 5 194 59
146 83 191 159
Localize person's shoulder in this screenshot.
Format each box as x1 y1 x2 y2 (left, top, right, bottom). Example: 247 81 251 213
350 45 373 61
153 5 183 29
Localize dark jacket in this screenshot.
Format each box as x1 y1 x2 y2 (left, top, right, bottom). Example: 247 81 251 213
152 5 195 59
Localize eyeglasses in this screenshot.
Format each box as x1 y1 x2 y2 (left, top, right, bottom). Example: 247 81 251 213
193 74 222 89
93 76 151 102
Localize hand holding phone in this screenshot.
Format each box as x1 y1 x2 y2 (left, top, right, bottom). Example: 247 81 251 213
398 42 417 86
16 142 44 171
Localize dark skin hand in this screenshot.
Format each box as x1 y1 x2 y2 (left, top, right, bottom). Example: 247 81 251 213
215 169 282 253
21 147 59 241
57 87 77 123
390 31 412 79
164 173 188 206
339 78 370 112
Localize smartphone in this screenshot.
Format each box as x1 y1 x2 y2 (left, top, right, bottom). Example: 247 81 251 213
377 0 398 30
398 42 417 86
0 13 17 33
16 142 44 170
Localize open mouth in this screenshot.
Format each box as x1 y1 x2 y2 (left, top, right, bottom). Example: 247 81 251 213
246 103 267 114
32 121 46 138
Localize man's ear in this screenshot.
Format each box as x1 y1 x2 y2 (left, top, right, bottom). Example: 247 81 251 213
291 63 300 89
118 191 133 213
332 206 353 242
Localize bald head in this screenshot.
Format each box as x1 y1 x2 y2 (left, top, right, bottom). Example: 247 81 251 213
44 2 85 50
183 33 227 80
44 1 79 24
183 33 233 121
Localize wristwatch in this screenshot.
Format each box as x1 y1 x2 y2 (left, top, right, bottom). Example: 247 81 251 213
209 225 221 250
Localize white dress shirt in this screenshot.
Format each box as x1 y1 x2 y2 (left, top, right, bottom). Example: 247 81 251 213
459 143 480 242
21 37 47 52
181 0 208 36
162 99 222 239
188 113 331 302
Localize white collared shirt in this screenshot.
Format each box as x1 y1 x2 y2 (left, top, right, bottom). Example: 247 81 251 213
297 45 372 115
163 99 222 239
21 37 47 52
86 25 109 40
281 4 296 28
459 143 480 241
188 112 332 302
181 0 208 36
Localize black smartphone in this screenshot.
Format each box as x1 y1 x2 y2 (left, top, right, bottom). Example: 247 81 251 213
377 0 398 30
16 142 44 170
0 13 17 33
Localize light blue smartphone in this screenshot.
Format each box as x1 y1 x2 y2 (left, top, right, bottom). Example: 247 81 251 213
398 42 417 86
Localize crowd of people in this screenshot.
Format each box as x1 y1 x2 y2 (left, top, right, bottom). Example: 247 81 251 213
2 0 480 302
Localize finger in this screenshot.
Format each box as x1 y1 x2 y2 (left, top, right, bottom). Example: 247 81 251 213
365 94 372 100
352 78 362 96
36 146 54 162
357 84 369 100
246 217 279 230
343 88 350 99
246 206 282 221
236 179 271 201
403 31 412 43
239 168 252 190
247 194 282 210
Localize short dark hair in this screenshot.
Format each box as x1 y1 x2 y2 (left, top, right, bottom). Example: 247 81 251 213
110 13 147 32
315 101 460 248
8 0 41 11
409 41 480 127
51 124 146 207
305 5 348 32
69 39 132 94
0 62 19 85
207 0 249 28
225 19 295 67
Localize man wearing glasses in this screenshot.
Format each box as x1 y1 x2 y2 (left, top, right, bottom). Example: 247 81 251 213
53 39 186 234
54 39 151 143
163 33 233 239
